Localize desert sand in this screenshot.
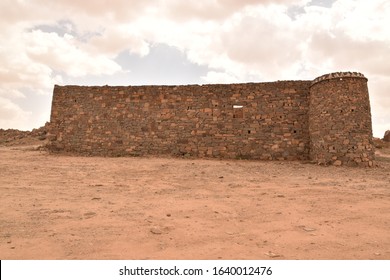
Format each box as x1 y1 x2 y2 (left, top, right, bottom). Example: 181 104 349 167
0 138 389 260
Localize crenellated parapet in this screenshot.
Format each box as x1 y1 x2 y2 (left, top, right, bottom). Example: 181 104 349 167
311 71 367 86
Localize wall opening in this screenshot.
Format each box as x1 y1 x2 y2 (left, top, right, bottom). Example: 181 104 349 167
233 105 244 118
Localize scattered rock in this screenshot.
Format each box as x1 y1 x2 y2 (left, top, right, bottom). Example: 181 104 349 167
219 176 224 179
373 137 385 149
150 227 163 235
83 212 96 218
166 213 171 217
383 130 390 142
302 227 316 232
265 251 282 258
333 160 342 166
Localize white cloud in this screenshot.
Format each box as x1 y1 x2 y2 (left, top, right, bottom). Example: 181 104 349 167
331 0 390 41
0 87 26 99
201 71 241 84
0 97 32 130
87 25 150 57
368 75 390 138
160 0 310 21
25 30 121 77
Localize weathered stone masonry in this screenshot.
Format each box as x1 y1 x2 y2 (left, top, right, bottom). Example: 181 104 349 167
309 72 375 167
48 72 375 166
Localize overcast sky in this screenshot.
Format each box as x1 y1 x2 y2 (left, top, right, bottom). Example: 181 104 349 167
0 0 389 137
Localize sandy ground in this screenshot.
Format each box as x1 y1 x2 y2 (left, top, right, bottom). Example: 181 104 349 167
0 143 389 260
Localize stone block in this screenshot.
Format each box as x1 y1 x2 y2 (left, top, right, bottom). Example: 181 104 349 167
333 160 342 166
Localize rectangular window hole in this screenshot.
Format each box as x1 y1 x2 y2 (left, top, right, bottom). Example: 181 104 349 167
233 105 244 118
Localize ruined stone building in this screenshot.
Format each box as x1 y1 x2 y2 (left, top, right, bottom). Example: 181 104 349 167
47 72 375 167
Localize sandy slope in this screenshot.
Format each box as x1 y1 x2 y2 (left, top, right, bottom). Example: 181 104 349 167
0 144 389 260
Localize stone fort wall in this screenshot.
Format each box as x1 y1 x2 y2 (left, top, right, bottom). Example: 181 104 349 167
47 72 375 166
309 72 375 167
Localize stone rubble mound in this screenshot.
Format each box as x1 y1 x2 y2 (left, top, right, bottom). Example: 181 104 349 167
0 122 49 146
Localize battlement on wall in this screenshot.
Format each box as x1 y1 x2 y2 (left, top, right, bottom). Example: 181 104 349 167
311 72 367 86
47 72 375 167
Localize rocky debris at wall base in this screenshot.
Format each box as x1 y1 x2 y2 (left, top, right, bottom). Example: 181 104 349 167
0 122 50 146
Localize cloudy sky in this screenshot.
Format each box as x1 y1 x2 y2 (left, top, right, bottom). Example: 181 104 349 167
0 0 389 137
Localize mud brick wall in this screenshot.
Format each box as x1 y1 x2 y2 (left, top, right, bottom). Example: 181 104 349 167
309 73 375 167
48 81 311 160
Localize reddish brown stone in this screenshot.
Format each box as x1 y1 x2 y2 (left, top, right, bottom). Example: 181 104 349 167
309 72 375 167
47 72 375 167
383 130 390 142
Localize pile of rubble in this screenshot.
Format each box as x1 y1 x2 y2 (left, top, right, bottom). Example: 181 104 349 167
0 122 49 146
373 130 390 149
